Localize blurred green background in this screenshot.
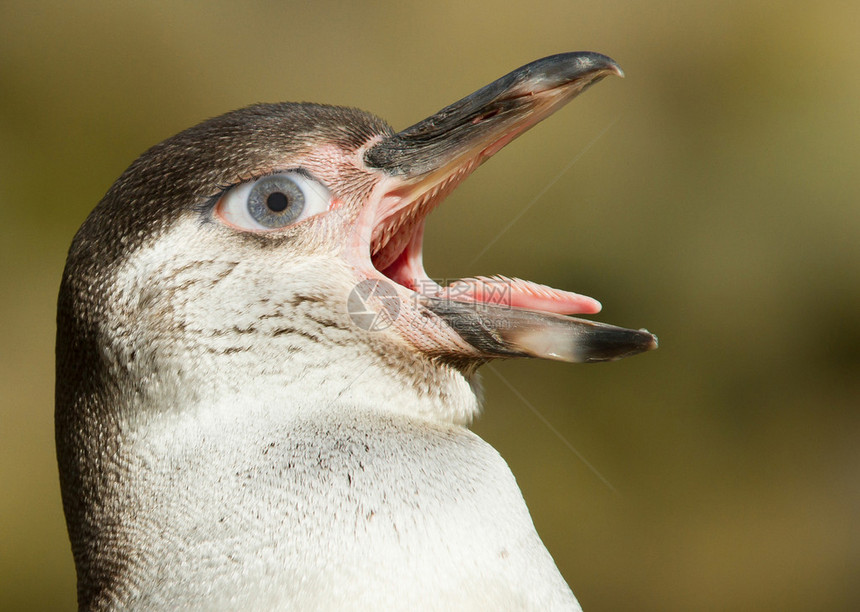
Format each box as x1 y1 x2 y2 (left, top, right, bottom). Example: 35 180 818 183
2 0 858 609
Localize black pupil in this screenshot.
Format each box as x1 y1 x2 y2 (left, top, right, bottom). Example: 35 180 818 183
266 191 289 213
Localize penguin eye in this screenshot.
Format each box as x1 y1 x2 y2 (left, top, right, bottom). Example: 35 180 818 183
215 172 331 231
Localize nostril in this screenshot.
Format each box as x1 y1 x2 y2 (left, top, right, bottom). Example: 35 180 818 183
471 109 500 125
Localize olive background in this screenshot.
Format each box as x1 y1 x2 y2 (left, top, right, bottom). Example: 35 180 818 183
2 1 858 609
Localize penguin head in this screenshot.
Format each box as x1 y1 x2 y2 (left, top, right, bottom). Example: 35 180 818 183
57 52 655 429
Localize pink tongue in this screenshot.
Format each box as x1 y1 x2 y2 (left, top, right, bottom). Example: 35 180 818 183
439 275 601 315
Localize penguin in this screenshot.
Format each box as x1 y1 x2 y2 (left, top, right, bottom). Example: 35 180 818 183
56 52 656 610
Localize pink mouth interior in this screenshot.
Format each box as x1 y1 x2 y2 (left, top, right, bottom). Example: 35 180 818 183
438 275 601 315
374 216 601 316
367 126 602 318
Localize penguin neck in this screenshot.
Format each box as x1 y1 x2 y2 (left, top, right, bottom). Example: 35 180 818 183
123 329 484 430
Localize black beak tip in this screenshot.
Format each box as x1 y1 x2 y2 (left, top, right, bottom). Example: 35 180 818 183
530 52 624 89
580 327 658 363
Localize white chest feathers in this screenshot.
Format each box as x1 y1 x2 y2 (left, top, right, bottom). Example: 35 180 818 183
110 406 580 611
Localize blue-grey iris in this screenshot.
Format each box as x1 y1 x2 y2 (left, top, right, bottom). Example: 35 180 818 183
247 176 305 228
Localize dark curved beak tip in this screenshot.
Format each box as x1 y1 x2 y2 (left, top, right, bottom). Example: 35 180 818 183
518 52 624 92
579 328 658 363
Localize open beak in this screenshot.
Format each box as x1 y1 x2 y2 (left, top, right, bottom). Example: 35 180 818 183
359 52 657 363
